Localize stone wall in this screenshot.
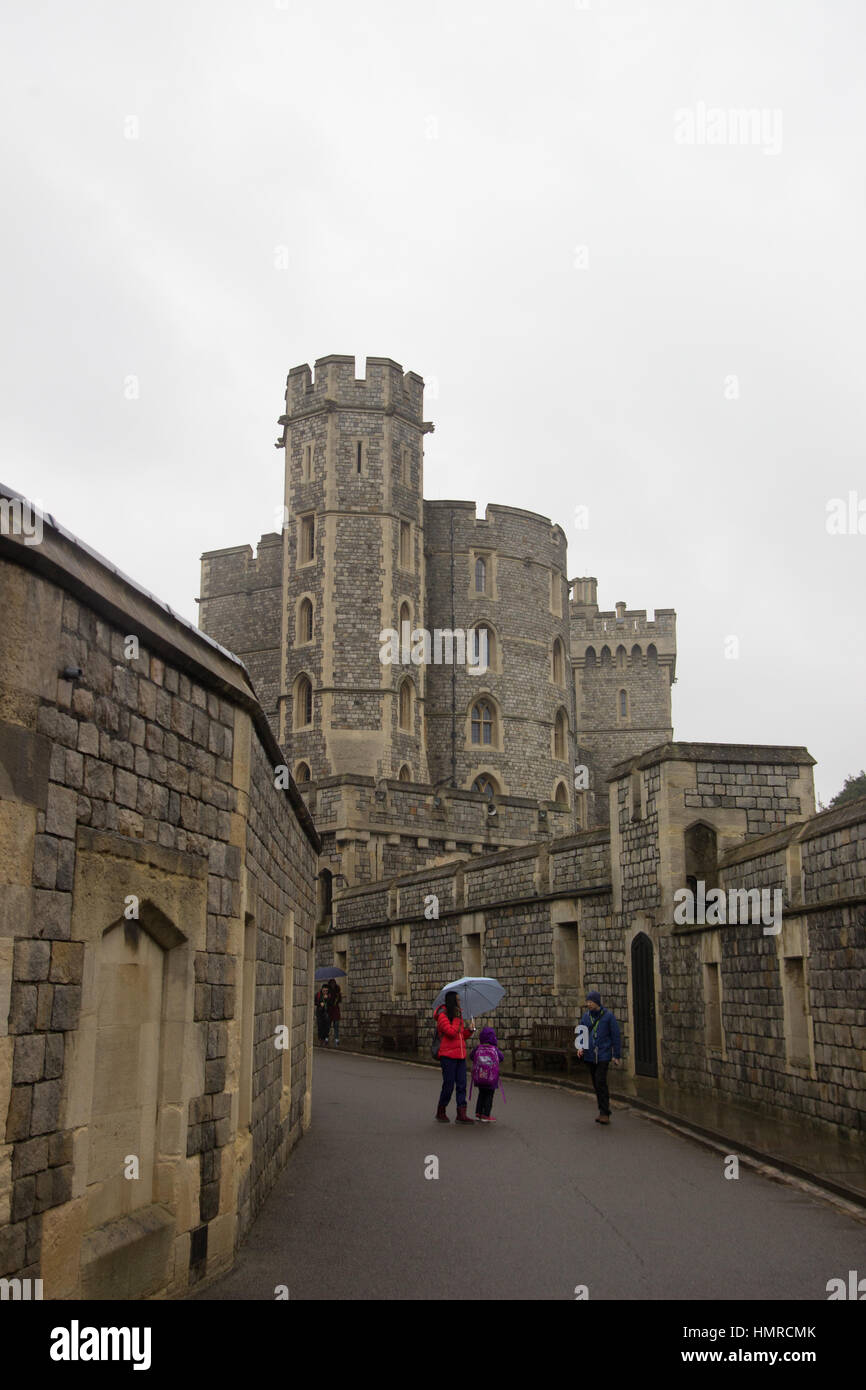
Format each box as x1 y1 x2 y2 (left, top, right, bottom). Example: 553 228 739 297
317 750 865 1141
0 494 318 1298
659 797 866 1135
198 534 283 733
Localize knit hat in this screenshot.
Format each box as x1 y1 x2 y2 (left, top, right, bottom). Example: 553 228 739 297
586 991 602 1005
479 1025 498 1045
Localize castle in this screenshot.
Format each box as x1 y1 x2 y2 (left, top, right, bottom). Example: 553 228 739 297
198 355 865 1144
0 358 863 1303
198 355 677 892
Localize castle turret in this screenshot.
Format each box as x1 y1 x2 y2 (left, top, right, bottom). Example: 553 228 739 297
423 501 575 813
570 579 677 826
278 355 432 783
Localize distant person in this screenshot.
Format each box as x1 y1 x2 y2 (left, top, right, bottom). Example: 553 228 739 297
434 991 475 1124
315 983 331 1046
576 991 622 1125
469 1025 504 1123
327 977 342 1046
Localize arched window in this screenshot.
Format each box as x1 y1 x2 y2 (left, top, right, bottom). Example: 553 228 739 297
399 679 413 731
475 555 487 593
631 644 642 665
472 624 495 670
554 708 568 760
473 773 499 799
298 597 313 645
619 689 628 719
647 644 658 666
600 645 611 666
616 645 627 669
398 764 411 782
399 601 411 631
584 646 596 669
295 761 311 783
685 822 718 895
552 638 565 685
470 699 494 746
295 675 313 728
554 781 569 806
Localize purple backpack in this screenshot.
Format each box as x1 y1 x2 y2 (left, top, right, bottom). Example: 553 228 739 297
471 1044 501 1090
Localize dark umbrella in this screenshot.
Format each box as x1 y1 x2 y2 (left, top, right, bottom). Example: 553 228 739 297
315 966 347 981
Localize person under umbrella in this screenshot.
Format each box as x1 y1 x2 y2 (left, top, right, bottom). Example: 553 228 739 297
326 976 341 1046
315 981 332 1046
434 991 475 1124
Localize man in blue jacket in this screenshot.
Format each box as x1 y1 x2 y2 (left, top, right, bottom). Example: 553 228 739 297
576 990 622 1125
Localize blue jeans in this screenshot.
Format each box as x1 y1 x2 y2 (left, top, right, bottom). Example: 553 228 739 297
438 1057 467 1108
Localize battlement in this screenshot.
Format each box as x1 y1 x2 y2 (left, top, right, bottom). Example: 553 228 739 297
423 498 568 562
570 586 677 646
199 532 282 598
283 355 425 421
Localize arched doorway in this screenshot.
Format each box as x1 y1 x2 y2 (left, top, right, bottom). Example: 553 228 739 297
631 932 658 1077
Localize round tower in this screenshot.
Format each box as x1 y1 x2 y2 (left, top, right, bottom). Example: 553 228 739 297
277 355 431 783
423 500 575 813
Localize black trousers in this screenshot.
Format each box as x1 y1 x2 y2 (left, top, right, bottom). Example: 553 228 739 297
588 1061 610 1116
474 1085 495 1117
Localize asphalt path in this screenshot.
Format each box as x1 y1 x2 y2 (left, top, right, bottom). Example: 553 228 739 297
195 1049 866 1301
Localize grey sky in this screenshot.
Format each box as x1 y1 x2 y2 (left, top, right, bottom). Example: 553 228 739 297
2 0 863 805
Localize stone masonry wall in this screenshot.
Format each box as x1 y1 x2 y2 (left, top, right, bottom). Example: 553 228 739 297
0 517 318 1298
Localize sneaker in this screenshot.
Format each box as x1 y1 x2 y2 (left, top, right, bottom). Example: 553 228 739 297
476 1115 488 1123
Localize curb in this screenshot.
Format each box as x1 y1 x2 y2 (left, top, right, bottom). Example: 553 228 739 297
319 1043 866 1211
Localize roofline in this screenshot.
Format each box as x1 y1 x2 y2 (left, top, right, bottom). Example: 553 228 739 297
607 740 816 781
0 484 320 853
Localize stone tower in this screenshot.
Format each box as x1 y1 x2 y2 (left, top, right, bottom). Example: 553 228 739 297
570 578 677 827
424 501 575 809
277 355 432 782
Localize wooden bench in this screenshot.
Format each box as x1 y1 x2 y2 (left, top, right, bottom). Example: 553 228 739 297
511 1023 581 1075
361 1012 419 1053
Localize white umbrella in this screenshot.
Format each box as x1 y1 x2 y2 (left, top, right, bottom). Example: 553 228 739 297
433 976 505 1017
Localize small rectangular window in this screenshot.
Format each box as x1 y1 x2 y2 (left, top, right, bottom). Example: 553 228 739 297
553 922 579 991
783 957 810 1065
302 443 312 480
400 521 411 569
704 962 722 1050
630 769 642 821
300 515 315 564
356 440 363 474
550 570 562 616
335 949 348 1002
393 941 408 998
462 932 482 978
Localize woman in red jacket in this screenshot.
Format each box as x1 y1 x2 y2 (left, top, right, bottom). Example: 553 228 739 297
435 991 475 1124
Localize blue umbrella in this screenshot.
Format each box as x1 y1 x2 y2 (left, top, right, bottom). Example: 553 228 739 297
433 976 505 1017
315 966 346 980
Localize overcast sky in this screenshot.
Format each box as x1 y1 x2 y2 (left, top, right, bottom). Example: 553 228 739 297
2 0 863 805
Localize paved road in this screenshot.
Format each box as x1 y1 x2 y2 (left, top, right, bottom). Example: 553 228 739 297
196 1050 866 1301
